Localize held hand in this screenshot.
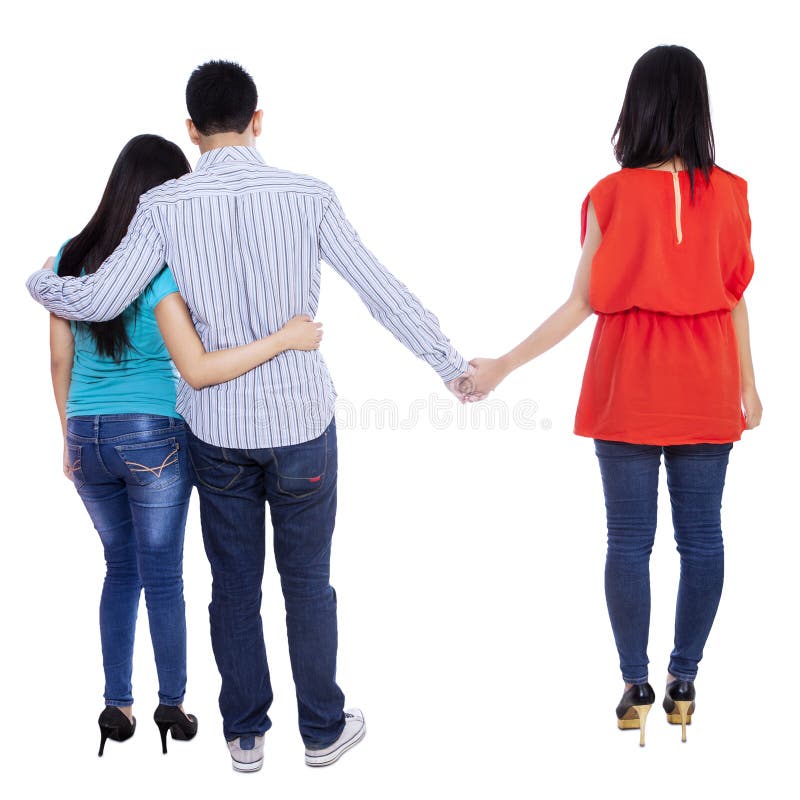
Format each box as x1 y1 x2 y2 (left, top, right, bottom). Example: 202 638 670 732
742 384 762 429
280 315 323 351
447 365 487 404
468 357 511 396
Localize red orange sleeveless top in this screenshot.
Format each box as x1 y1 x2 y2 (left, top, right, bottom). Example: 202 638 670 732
574 167 754 445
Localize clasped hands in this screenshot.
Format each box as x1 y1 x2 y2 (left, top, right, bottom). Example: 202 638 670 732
447 356 512 403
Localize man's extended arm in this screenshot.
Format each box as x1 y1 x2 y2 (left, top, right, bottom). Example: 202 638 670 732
318 189 468 383
26 201 165 321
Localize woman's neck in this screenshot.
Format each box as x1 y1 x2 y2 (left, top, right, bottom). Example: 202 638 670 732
643 157 687 172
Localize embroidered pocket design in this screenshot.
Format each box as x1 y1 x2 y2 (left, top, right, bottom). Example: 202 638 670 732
124 446 179 478
66 442 85 489
114 438 182 489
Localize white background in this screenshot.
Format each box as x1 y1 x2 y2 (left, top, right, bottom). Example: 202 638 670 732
1 1 796 797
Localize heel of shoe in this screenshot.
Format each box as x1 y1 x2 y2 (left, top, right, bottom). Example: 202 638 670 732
616 702 653 746
153 704 198 752
98 726 112 757
156 721 172 754
97 707 136 756
673 700 692 743
633 704 651 747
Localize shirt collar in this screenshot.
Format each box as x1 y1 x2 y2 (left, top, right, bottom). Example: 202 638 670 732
195 145 265 170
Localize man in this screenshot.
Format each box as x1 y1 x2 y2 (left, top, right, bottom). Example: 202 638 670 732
27 61 473 772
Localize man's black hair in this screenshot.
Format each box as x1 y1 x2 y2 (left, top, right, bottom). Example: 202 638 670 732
186 60 258 136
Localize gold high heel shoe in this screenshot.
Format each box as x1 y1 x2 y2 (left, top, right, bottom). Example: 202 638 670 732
616 683 656 747
663 680 696 742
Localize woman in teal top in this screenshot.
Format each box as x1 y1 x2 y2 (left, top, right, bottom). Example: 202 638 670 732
56 260 183 419
48 134 323 757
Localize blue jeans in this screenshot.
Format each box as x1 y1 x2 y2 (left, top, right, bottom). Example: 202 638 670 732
66 415 192 706
594 440 733 684
186 419 345 747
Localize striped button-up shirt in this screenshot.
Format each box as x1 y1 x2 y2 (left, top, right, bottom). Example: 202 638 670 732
27 146 467 448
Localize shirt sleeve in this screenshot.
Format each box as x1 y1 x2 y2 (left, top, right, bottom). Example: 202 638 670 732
724 176 755 302
146 266 180 307
318 188 468 383
26 202 165 321
581 177 615 245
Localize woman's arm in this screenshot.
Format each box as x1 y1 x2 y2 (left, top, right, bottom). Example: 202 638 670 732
468 200 601 395
731 295 762 429
154 293 323 389
50 313 75 479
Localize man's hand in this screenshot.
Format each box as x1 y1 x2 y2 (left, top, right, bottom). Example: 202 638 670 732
447 364 487 403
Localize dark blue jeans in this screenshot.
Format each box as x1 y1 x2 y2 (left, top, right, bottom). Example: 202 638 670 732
187 419 345 747
594 440 733 684
66 415 192 706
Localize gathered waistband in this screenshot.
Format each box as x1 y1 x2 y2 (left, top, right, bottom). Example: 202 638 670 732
594 306 732 320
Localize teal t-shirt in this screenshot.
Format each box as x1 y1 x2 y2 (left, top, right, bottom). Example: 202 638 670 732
54 244 182 419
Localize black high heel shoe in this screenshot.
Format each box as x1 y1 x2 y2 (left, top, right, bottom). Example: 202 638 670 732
616 683 656 747
98 706 136 756
153 704 198 754
663 679 696 742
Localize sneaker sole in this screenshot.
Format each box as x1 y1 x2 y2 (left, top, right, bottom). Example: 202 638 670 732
305 724 366 767
231 756 263 773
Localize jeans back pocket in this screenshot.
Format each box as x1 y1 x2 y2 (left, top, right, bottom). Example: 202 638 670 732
274 429 329 499
114 437 182 489
187 439 244 492
65 442 86 489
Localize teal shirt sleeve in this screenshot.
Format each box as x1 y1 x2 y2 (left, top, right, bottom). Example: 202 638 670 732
146 267 180 307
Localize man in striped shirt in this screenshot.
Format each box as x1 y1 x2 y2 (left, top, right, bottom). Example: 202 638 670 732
27 60 471 771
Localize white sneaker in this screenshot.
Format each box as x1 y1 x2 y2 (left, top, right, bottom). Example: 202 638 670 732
305 708 366 767
227 735 264 772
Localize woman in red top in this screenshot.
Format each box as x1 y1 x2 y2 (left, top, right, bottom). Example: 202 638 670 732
468 45 762 746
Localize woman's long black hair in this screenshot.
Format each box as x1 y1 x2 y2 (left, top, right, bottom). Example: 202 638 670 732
58 135 191 360
613 45 715 198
